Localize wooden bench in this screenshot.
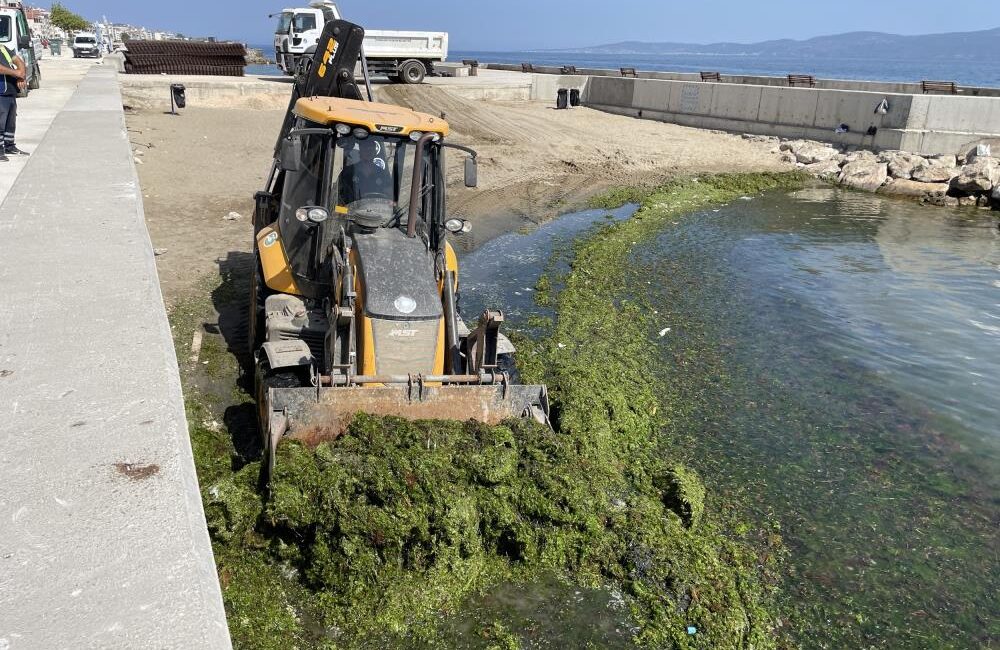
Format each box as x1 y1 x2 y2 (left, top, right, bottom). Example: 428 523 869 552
787 74 816 87
922 80 958 95
620 67 637 78
560 65 578 75
521 62 534 73
700 71 721 82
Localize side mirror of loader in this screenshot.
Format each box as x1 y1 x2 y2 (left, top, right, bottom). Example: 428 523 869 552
464 156 478 188
279 137 304 172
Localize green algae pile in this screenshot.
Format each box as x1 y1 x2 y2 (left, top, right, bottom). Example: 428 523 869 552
182 173 806 648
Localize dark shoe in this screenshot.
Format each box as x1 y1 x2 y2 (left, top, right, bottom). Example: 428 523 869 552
0 153 8 162
4 146 28 156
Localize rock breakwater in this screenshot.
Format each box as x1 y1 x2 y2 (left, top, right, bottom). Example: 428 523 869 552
754 135 1000 208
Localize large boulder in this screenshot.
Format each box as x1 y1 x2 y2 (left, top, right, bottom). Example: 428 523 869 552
928 153 958 168
883 152 925 180
842 149 878 165
804 159 843 179
951 157 1000 193
839 160 888 192
912 158 959 183
779 139 807 153
795 143 840 165
880 178 949 200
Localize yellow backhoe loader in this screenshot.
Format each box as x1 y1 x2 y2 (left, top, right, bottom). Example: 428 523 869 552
250 19 549 480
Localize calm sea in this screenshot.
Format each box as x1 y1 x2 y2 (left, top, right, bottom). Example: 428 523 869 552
246 44 1000 88
454 50 1000 88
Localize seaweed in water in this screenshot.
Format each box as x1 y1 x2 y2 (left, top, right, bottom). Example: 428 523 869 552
200 173 807 649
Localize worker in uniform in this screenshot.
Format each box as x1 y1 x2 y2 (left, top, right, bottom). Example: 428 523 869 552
0 43 28 162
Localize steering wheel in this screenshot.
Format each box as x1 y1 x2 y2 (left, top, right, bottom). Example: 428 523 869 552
348 197 394 228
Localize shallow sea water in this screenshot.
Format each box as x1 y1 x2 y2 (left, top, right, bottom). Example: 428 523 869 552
460 188 999 648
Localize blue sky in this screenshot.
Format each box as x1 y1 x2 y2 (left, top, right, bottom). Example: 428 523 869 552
60 0 1000 51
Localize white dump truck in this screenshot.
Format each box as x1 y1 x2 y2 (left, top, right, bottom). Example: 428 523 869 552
273 1 448 84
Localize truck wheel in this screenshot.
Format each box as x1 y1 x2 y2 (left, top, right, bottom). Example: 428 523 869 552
399 59 426 84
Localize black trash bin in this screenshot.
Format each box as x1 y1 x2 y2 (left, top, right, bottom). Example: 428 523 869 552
170 84 187 111
556 88 568 110
570 88 581 107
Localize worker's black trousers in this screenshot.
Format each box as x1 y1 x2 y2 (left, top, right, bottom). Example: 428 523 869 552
0 95 16 151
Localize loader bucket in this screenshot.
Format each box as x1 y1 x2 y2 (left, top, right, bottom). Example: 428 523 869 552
262 384 549 480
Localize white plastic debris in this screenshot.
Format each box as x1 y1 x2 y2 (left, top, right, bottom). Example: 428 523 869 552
224 211 242 221
658 328 671 337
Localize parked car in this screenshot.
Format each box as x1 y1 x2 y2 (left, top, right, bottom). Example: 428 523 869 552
72 32 100 58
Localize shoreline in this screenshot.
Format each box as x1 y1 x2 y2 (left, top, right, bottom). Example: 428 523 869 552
123 71 995 647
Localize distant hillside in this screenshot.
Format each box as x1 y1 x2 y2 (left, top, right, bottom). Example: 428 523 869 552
565 27 1000 60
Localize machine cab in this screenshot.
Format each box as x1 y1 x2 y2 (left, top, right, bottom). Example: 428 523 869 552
266 97 460 298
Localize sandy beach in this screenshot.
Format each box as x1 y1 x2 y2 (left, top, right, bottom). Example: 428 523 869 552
125 81 787 301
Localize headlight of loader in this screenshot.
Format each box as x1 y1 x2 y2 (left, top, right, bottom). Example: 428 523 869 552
445 218 472 234
296 207 329 223
307 207 329 223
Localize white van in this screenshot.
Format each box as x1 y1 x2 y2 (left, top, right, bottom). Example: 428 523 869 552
72 32 100 58
0 4 40 94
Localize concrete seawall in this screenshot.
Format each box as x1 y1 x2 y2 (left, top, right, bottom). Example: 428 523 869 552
486 62 1000 97
577 76 1000 156
0 66 231 648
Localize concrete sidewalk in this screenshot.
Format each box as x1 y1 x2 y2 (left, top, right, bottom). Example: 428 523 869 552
0 56 97 205
0 66 230 648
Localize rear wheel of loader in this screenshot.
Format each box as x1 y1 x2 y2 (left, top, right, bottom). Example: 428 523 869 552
399 59 426 84
248 253 267 355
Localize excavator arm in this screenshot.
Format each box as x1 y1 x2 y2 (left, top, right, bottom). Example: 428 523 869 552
274 19 369 157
